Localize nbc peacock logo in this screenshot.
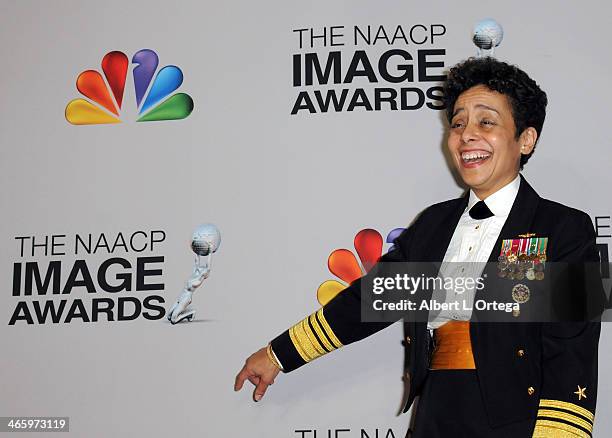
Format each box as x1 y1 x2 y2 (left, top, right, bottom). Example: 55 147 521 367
316 228 404 305
65 49 194 125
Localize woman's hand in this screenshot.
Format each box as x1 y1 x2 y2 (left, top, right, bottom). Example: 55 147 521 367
234 347 281 401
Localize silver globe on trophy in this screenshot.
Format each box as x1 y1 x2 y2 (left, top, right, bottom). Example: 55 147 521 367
472 19 504 57
167 224 221 324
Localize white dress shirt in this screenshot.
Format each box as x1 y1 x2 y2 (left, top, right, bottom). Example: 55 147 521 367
428 175 520 329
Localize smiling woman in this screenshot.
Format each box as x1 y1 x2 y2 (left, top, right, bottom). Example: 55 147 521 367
443 59 547 200
235 56 602 438
447 84 536 198
443 58 548 165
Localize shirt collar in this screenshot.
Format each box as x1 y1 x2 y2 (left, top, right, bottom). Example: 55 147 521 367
467 174 520 218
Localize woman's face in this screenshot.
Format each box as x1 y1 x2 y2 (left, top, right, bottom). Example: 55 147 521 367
447 84 534 199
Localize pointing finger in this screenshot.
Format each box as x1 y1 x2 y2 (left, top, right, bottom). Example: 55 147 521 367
234 367 250 391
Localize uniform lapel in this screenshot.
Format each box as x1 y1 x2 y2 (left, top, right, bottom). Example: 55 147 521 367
486 175 541 263
471 175 541 340
407 191 468 404
424 194 469 262
471 175 541 319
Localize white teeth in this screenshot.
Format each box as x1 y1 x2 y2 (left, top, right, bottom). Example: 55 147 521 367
461 151 491 162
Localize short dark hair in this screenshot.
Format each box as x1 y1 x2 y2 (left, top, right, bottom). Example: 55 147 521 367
443 57 548 168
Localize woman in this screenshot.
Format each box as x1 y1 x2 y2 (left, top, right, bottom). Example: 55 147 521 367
235 57 602 437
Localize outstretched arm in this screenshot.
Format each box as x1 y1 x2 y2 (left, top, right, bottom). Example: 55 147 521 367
234 219 420 400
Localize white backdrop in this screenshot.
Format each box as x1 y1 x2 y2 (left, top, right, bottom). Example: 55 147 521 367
1 1 611 436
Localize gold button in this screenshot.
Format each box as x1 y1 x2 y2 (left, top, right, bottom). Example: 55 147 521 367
517 349 525 357
528 387 535 396
406 336 411 344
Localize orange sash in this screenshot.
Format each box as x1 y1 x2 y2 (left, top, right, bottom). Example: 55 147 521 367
430 321 476 370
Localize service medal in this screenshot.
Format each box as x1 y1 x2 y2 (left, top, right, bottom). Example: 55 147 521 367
529 238 539 257
537 238 548 263
526 268 536 280
512 283 531 304
535 271 545 281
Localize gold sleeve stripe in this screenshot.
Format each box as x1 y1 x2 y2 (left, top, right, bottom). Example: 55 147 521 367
288 324 313 362
291 319 321 360
309 314 334 352
539 400 595 423
287 309 345 364
538 410 593 434
300 318 326 356
316 308 343 349
314 310 337 349
306 317 331 353
532 419 590 438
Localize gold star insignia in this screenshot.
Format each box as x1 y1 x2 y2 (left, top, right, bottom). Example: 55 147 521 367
574 385 587 401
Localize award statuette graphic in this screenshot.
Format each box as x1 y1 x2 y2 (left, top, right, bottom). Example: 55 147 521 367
472 19 504 57
167 224 221 324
